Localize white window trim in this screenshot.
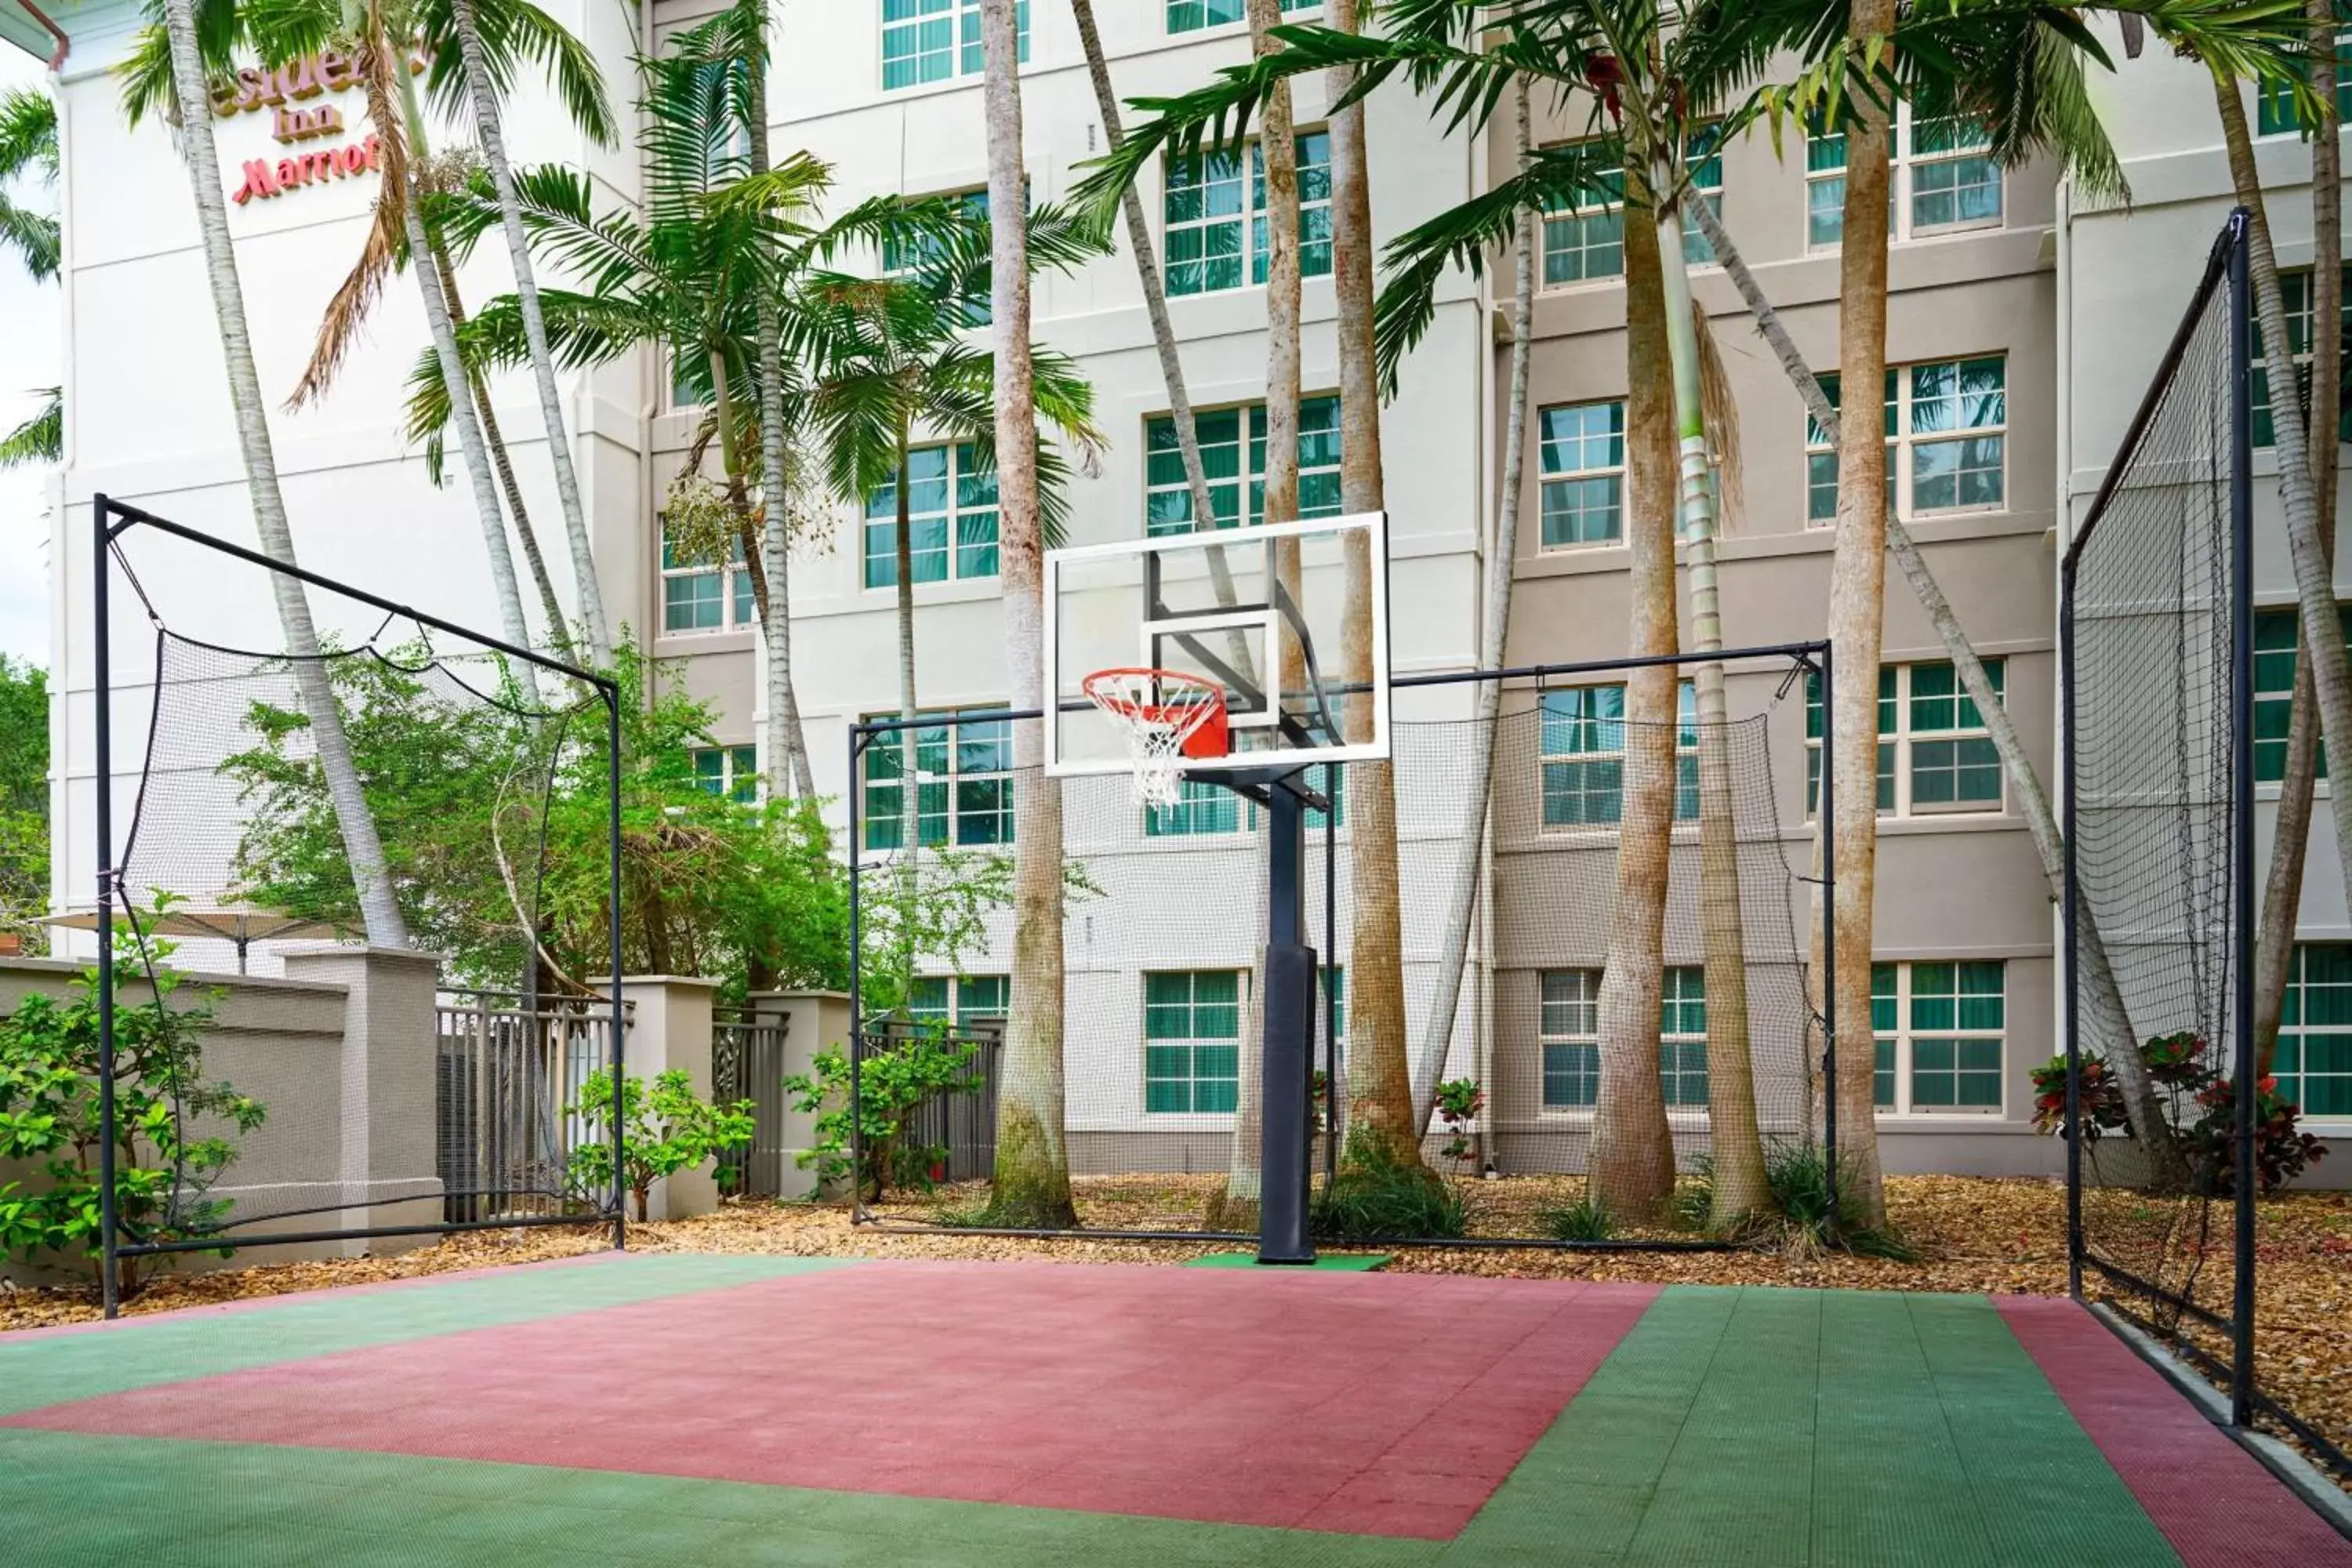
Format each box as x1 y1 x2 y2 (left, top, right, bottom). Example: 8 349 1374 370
1159 127 1331 300
2279 945 2352 1130
1165 0 1321 37
1534 967 1709 1120
861 709 1015 849
1536 399 1629 553
1804 355 2009 529
1536 683 1697 839
1143 394 1343 535
880 0 1025 93
862 441 1000 591
659 522 756 637
1873 960 2007 1116
905 974 1011 1029
1807 661 2009 822
1805 105 2004 254
1142 969 1247 1122
691 744 761 804
1536 129 1722 296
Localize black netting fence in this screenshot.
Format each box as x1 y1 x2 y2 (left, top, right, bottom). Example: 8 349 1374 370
87 500 624 1308
845 650 1829 1247
2063 212 2349 1482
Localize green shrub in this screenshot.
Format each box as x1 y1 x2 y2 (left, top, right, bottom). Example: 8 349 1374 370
1541 1192 1615 1243
1312 1134 1468 1240
1761 1138 1917 1261
783 1029 979 1203
564 1069 755 1221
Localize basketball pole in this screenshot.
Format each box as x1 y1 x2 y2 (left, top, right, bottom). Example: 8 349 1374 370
1258 776 1317 1265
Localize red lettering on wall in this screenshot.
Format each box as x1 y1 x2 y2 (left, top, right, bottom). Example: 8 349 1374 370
230 158 281 205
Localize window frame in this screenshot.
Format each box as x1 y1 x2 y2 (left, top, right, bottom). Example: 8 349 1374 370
2251 267 2352 450
659 520 757 637
1166 0 1318 35
880 0 1028 93
2254 604 2352 782
690 744 760 804
862 440 1001 590
1537 399 1628 550
1871 959 2007 1116
2279 944 2352 1122
1537 682 1699 833
905 974 1011 1030
1806 660 2008 820
1536 129 1723 292
1160 129 1333 299
1805 356 2008 528
1143 969 1244 1116
860 710 1015 850
1144 394 1344 534
882 186 995 328
1535 967 1708 1114
1804 104 2004 252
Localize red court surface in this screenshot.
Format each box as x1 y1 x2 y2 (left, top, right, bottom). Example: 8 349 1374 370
1998 1295 2352 1568
5 1261 1660 1539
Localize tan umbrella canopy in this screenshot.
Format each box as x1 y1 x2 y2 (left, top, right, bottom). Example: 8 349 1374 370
44 907 354 974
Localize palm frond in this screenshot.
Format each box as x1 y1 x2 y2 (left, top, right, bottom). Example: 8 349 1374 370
0 88 57 188
0 195 58 283
415 0 618 147
0 387 60 469
289 26 413 410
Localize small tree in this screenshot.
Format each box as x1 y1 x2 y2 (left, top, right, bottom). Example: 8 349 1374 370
783 1029 982 1202
0 919 263 1290
564 1068 754 1221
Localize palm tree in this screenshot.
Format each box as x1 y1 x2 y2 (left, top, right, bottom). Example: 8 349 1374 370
0 86 60 471
152 0 408 948
982 0 1078 1228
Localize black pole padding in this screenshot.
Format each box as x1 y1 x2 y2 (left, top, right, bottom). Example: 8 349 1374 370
1258 783 1316 1265
93 495 121 1319
1818 641 1838 1233
2224 208 2257 1429
607 692 627 1252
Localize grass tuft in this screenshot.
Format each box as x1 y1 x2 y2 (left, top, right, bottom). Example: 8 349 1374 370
1312 1134 1469 1241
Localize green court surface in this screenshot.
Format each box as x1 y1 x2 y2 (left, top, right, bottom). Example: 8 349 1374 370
0 1254 2340 1566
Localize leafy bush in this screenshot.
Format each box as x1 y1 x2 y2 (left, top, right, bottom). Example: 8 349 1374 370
783 1029 980 1202
1758 1138 1916 1261
1541 1192 1615 1243
0 922 260 1290
2033 1031 2328 1193
1312 1133 1468 1241
564 1068 755 1221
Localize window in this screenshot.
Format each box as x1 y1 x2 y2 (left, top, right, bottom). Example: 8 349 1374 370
2258 26 2352 135
1871 960 2004 1112
1538 401 1626 548
1805 357 2005 527
660 522 755 634
1806 107 2000 249
906 974 1010 1029
691 745 760 804
1539 684 1698 829
862 713 1013 849
2280 945 2352 1117
1541 970 1601 1109
1807 660 2005 818
1145 777 1247 837
1163 130 1331 296
1658 967 1708 1106
1538 132 1721 287
2254 605 2352 781
864 443 1000 588
882 0 1026 92
1145 395 1342 533
1168 0 1316 32
1145 971 1241 1113
2252 267 2352 448
884 187 993 328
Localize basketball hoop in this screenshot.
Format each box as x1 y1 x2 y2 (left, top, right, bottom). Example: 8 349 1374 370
1082 668 1229 809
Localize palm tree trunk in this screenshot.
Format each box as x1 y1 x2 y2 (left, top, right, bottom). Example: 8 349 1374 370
1688 195 2185 1181
1327 0 1420 1168
2252 13 2342 1077
1649 169 1766 1225
2219 78 2352 1097
982 0 1076 1227
743 16 818 800
1418 75 1534 1167
1588 172 1679 1221
894 425 920 859
162 0 408 948
446 0 611 666
1827 0 1896 1226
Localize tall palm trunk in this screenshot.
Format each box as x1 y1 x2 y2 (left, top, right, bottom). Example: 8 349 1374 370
744 16 818 800
1418 76 1534 1162
2252 14 2342 1076
387 59 538 697
1649 159 1766 1224
1329 0 1419 1167
1588 175 1679 1221
162 0 408 948
894 424 921 860
982 0 1076 1227
1826 1 1896 1225
1688 194 2185 1181
446 0 611 665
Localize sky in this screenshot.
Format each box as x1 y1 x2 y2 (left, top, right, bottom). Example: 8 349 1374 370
0 45 59 669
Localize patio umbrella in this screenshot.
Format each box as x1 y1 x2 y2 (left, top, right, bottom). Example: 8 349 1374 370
44 906 353 975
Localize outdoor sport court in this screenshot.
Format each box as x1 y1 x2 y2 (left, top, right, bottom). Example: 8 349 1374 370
2 1254 2345 1566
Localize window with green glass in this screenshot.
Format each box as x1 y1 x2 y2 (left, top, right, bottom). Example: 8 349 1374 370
1542 684 1697 829
2257 24 2352 135
1806 107 1996 248
2255 606 2352 781
1679 123 1726 265
660 521 754 634
1145 777 1246 837
882 187 994 327
902 974 1006 1029
2280 944 2352 1117
691 744 760 804
1145 395 1341 533
1659 967 1709 1107
862 713 1013 850
1538 401 1626 548
1806 358 2003 525
1144 971 1242 1113
864 443 999 588
1538 132 1721 284
1163 131 1330 297
1804 368 1896 527
1871 960 2004 1112
1167 0 1316 34
1541 970 1602 1109
2252 267 2352 448
1808 661 2001 818
882 0 1026 92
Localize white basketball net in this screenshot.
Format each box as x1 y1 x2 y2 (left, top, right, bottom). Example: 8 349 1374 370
1084 670 1222 810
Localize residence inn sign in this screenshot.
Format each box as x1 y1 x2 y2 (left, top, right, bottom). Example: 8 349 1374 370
210 48 426 206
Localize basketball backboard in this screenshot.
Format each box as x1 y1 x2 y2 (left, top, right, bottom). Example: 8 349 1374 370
1044 512 1391 781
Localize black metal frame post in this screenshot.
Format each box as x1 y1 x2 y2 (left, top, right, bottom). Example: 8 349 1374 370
607 690 626 1251
2061 551 2085 1301
1817 641 1838 1227
2225 210 2257 1429
1258 775 1316 1265
94 496 121 1318
847 724 866 1219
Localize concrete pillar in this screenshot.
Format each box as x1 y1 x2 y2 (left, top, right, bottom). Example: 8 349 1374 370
750 989 851 1200
611 975 721 1221
278 944 445 1257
